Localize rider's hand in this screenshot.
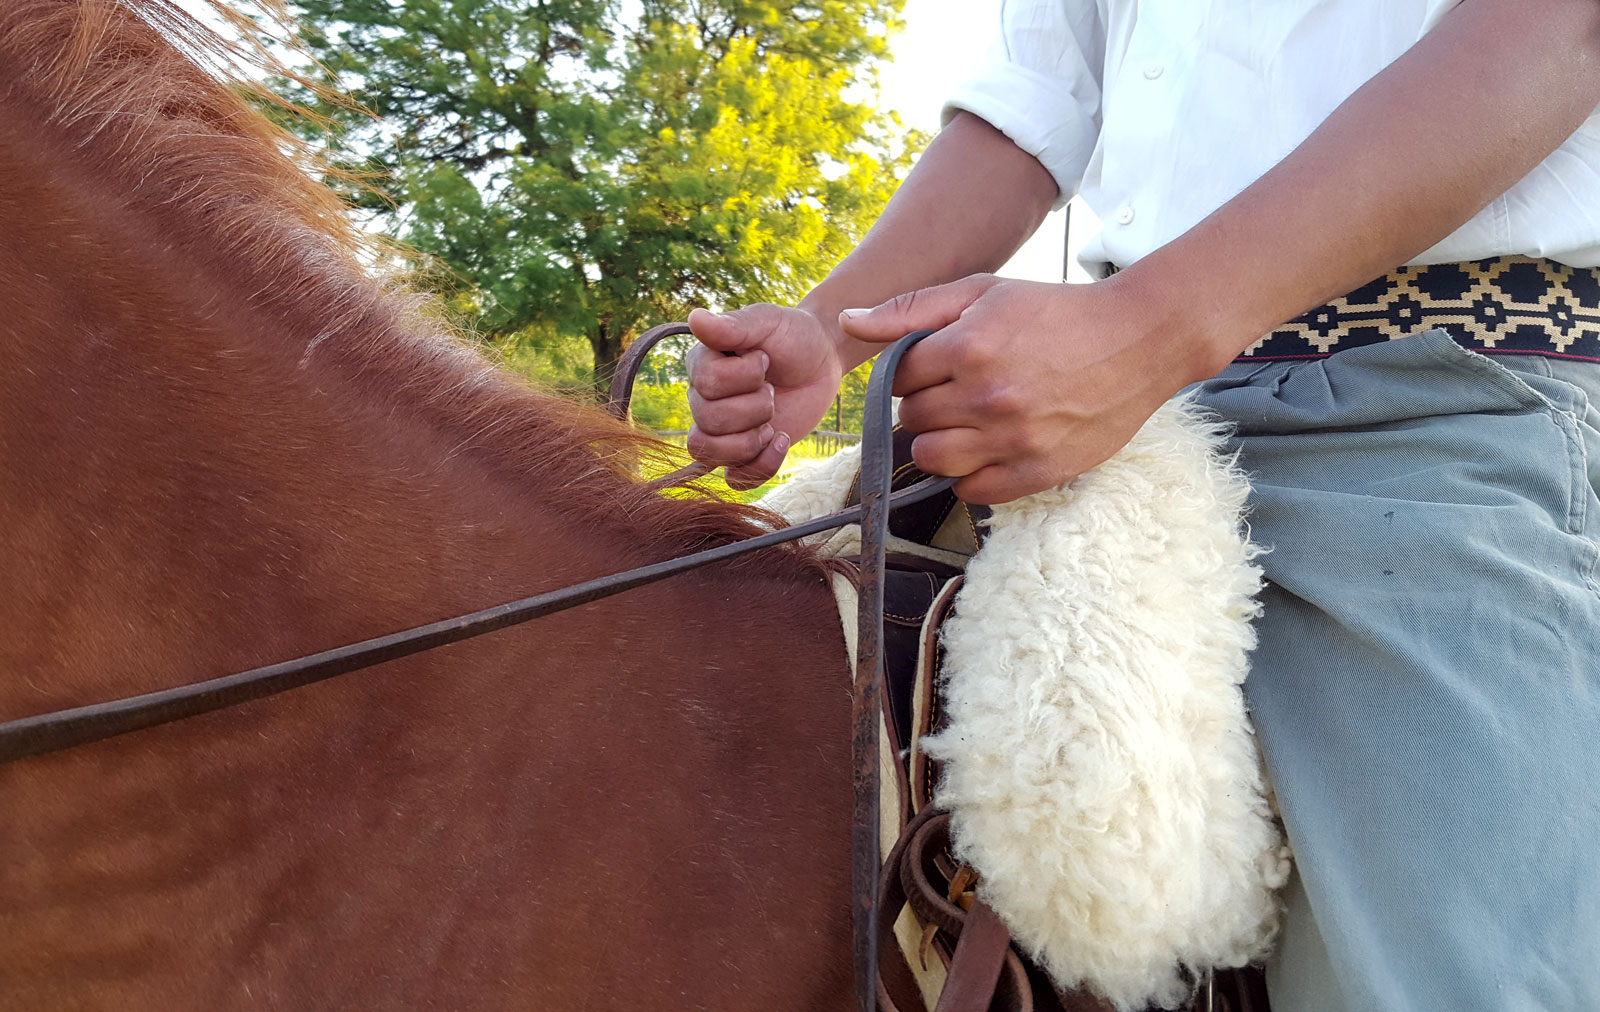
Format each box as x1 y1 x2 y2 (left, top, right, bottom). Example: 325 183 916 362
838 273 1224 505
685 304 848 489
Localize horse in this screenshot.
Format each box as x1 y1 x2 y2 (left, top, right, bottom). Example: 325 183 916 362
0 2 859 1008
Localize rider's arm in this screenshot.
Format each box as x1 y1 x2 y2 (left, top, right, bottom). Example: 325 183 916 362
683 111 1056 484
1127 0 1600 377
795 111 1059 372
685 1 1096 484
841 0 1600 503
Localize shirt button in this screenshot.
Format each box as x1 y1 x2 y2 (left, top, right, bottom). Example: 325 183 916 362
1143 64 1164 80
1116 205 1136 225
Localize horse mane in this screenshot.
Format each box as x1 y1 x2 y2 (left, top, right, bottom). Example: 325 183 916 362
0 0 795 558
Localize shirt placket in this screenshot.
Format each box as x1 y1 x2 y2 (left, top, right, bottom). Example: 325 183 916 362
1097 0 1205 265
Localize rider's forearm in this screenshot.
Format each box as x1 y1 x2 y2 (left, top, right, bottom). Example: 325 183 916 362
1118 0 1600 383
798 111 1059 371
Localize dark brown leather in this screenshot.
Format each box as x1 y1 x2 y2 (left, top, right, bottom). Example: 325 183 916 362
877 808 939 1012
876 808 1040 1012
934 902 1014 1012
1214 967 1272 1012
855 331 956 1012
845 426 993 548
607 321 690 416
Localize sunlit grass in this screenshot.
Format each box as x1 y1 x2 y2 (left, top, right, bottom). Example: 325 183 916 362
644 432 854 503
493 354 861 504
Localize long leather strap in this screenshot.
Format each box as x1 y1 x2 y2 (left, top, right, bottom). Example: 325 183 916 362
0 334 950 774
854 330 939 1011
0 477 957 764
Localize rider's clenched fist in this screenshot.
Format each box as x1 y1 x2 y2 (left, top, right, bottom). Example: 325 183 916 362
685 304 848 489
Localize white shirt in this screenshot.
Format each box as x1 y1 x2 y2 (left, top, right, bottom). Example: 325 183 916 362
944 0 1600 276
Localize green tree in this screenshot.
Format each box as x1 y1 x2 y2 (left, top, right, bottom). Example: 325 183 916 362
286 0 920 393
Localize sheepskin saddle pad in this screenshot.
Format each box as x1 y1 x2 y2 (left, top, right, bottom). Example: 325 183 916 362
759 398 1294 1012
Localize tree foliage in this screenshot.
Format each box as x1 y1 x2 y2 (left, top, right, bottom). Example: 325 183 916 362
285 0 920 392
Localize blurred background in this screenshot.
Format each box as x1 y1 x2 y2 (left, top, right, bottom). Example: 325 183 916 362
259 0 1098 486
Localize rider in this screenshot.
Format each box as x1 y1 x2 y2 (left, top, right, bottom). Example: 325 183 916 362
684 1 1600 1009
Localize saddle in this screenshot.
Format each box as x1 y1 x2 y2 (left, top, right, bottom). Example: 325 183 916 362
780 424 1281 1012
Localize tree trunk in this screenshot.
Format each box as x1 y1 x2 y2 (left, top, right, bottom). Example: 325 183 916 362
588 326 624 403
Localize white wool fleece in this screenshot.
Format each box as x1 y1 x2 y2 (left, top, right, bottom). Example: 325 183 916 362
764 398 1292 1011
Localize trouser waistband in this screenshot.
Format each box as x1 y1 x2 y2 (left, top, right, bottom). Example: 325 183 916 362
1236 256 1600 362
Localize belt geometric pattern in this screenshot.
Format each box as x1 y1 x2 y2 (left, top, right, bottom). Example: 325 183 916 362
1240 256 1600 362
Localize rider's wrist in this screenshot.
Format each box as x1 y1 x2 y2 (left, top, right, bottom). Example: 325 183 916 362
1103 258 1251 387
796 296 870 374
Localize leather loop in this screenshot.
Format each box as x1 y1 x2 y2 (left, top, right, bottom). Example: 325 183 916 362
900 812 965 938
878 807 941 1012
606 322 691 419
880 807 1040 1012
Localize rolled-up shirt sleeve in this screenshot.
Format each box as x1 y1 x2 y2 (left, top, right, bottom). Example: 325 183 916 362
942 0 1105 209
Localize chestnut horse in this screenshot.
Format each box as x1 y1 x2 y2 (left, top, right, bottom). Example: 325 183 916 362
0 2 854 1008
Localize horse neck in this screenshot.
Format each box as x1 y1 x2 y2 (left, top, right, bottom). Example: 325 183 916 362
0 125 509 703
0 70 710 703
0 61 852 1009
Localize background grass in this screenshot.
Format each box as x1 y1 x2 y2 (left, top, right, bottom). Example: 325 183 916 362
646 431 857 502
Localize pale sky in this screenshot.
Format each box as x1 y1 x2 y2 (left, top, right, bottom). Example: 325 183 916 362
877 0 1097 284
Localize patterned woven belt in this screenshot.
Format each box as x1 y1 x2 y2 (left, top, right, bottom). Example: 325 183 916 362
1239 256 1600 362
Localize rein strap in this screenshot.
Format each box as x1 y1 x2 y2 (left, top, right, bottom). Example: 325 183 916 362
0 327 945 1012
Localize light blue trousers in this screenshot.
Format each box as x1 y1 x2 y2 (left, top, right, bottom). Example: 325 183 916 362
1188 330 1600 1011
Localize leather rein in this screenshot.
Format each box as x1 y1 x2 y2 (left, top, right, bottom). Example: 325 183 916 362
0 323 943 1012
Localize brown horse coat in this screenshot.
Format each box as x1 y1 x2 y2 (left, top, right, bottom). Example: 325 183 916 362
0 2 851 1008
